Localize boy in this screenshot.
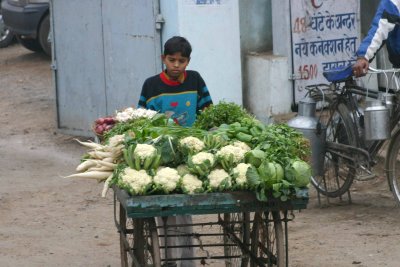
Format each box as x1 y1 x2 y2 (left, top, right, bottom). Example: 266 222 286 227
138 36 213 266
138 36 212 126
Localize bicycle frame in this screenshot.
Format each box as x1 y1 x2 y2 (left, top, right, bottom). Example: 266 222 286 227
340 78 400 166
307 67 400 202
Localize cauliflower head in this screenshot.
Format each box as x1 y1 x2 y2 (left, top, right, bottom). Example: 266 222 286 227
115 107 158 122
134 144 157 161
187 152 216 177
216 145 247 171
192 152 215 165
153 167 180 193
232 163 251 189
179 136 205 154
207 168 231 191
217 145 247 163
232 141 251 153
181 174 203 194
121 167 152 195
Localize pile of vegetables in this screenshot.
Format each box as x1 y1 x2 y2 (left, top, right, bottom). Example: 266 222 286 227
67 103 312 201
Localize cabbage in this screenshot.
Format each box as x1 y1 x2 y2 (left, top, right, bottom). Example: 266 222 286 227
285 160 312 188
244 149 266 168
257 161 284 187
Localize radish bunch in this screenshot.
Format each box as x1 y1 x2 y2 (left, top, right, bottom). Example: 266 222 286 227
94 116 116 135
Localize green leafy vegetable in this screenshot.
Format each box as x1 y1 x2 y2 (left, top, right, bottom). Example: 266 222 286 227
194 101 253 130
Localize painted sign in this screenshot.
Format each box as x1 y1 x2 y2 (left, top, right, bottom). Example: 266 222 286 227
291 0 360 102
184 0 225 5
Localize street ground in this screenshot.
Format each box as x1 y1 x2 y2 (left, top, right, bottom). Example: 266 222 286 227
1 44 399 267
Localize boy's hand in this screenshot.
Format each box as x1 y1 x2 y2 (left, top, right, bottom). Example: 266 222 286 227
352 57 369 77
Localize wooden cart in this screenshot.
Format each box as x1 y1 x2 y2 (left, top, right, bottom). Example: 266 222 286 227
113 186 308 267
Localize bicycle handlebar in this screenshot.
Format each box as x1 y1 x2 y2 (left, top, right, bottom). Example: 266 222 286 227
368 66 400 74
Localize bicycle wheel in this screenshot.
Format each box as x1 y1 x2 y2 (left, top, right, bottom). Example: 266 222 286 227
386 129 400 206
250 211 285 267
223 213 250 267
119 203 160 267
311 102 357 197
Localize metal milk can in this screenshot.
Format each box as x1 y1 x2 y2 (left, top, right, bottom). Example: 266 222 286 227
364 99 390 140
287 97 326 176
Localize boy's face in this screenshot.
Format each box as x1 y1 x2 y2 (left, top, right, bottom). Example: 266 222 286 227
162 52 190 80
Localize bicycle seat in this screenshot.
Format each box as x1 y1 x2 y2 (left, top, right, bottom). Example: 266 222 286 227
323 64 353 83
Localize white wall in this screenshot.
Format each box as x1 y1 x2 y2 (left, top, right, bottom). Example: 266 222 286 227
246 52 292 123
160 0 243 104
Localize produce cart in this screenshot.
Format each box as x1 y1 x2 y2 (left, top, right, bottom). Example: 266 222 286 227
113 185 308 267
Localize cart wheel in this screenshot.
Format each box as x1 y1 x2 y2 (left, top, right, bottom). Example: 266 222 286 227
250 211 286 267
223 212 250 267
118 203 161 267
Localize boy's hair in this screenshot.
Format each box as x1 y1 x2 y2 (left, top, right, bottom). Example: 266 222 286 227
163 36 192 58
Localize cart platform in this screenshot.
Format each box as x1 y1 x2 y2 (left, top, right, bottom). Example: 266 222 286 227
114 186 308 218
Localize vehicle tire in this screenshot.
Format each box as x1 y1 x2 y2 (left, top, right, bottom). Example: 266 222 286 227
38 13 51 56
223 212 250 267
0 4 14 48
250 211 286 267
310 102 357 197
385 129 400 206
16 34 43 52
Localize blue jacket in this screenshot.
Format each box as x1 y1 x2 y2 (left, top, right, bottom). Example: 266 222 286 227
357 0 400 66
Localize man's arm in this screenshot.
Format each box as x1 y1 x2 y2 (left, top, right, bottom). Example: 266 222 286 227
353 0 399 77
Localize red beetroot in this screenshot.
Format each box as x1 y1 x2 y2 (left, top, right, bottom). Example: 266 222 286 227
95 125 104 134
95 118 105 124
104 117 115 124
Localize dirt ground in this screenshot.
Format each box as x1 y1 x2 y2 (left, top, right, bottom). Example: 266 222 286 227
1 44 400 267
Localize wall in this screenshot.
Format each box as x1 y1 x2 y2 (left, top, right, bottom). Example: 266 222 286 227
238 0 272 110
160 0 243 104
239 0 272 53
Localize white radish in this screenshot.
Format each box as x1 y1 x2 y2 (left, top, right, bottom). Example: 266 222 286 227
101 173 114 197
97 161 117 169
88 150 114 159
87 166 114 172
64 171 113 180
102 157 115 163
76 159 98 172
74 139 103 150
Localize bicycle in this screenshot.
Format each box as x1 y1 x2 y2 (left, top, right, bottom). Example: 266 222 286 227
305 65 400 205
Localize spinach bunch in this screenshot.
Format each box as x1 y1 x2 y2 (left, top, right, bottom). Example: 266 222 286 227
194 101 253 130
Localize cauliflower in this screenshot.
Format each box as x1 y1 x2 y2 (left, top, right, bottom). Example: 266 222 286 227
192 152 215 165
216 145 247 171
207 168 232 192
232 141 251 153
181 174 203 194
120 167 152 195
134 144 157 161
232 163 251 189
153 167 181 193
187 152 216 177
179 136 205 154
126 143 161 170
115 107 158 122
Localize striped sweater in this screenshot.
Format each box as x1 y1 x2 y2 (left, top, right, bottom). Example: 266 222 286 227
138 70 212 126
